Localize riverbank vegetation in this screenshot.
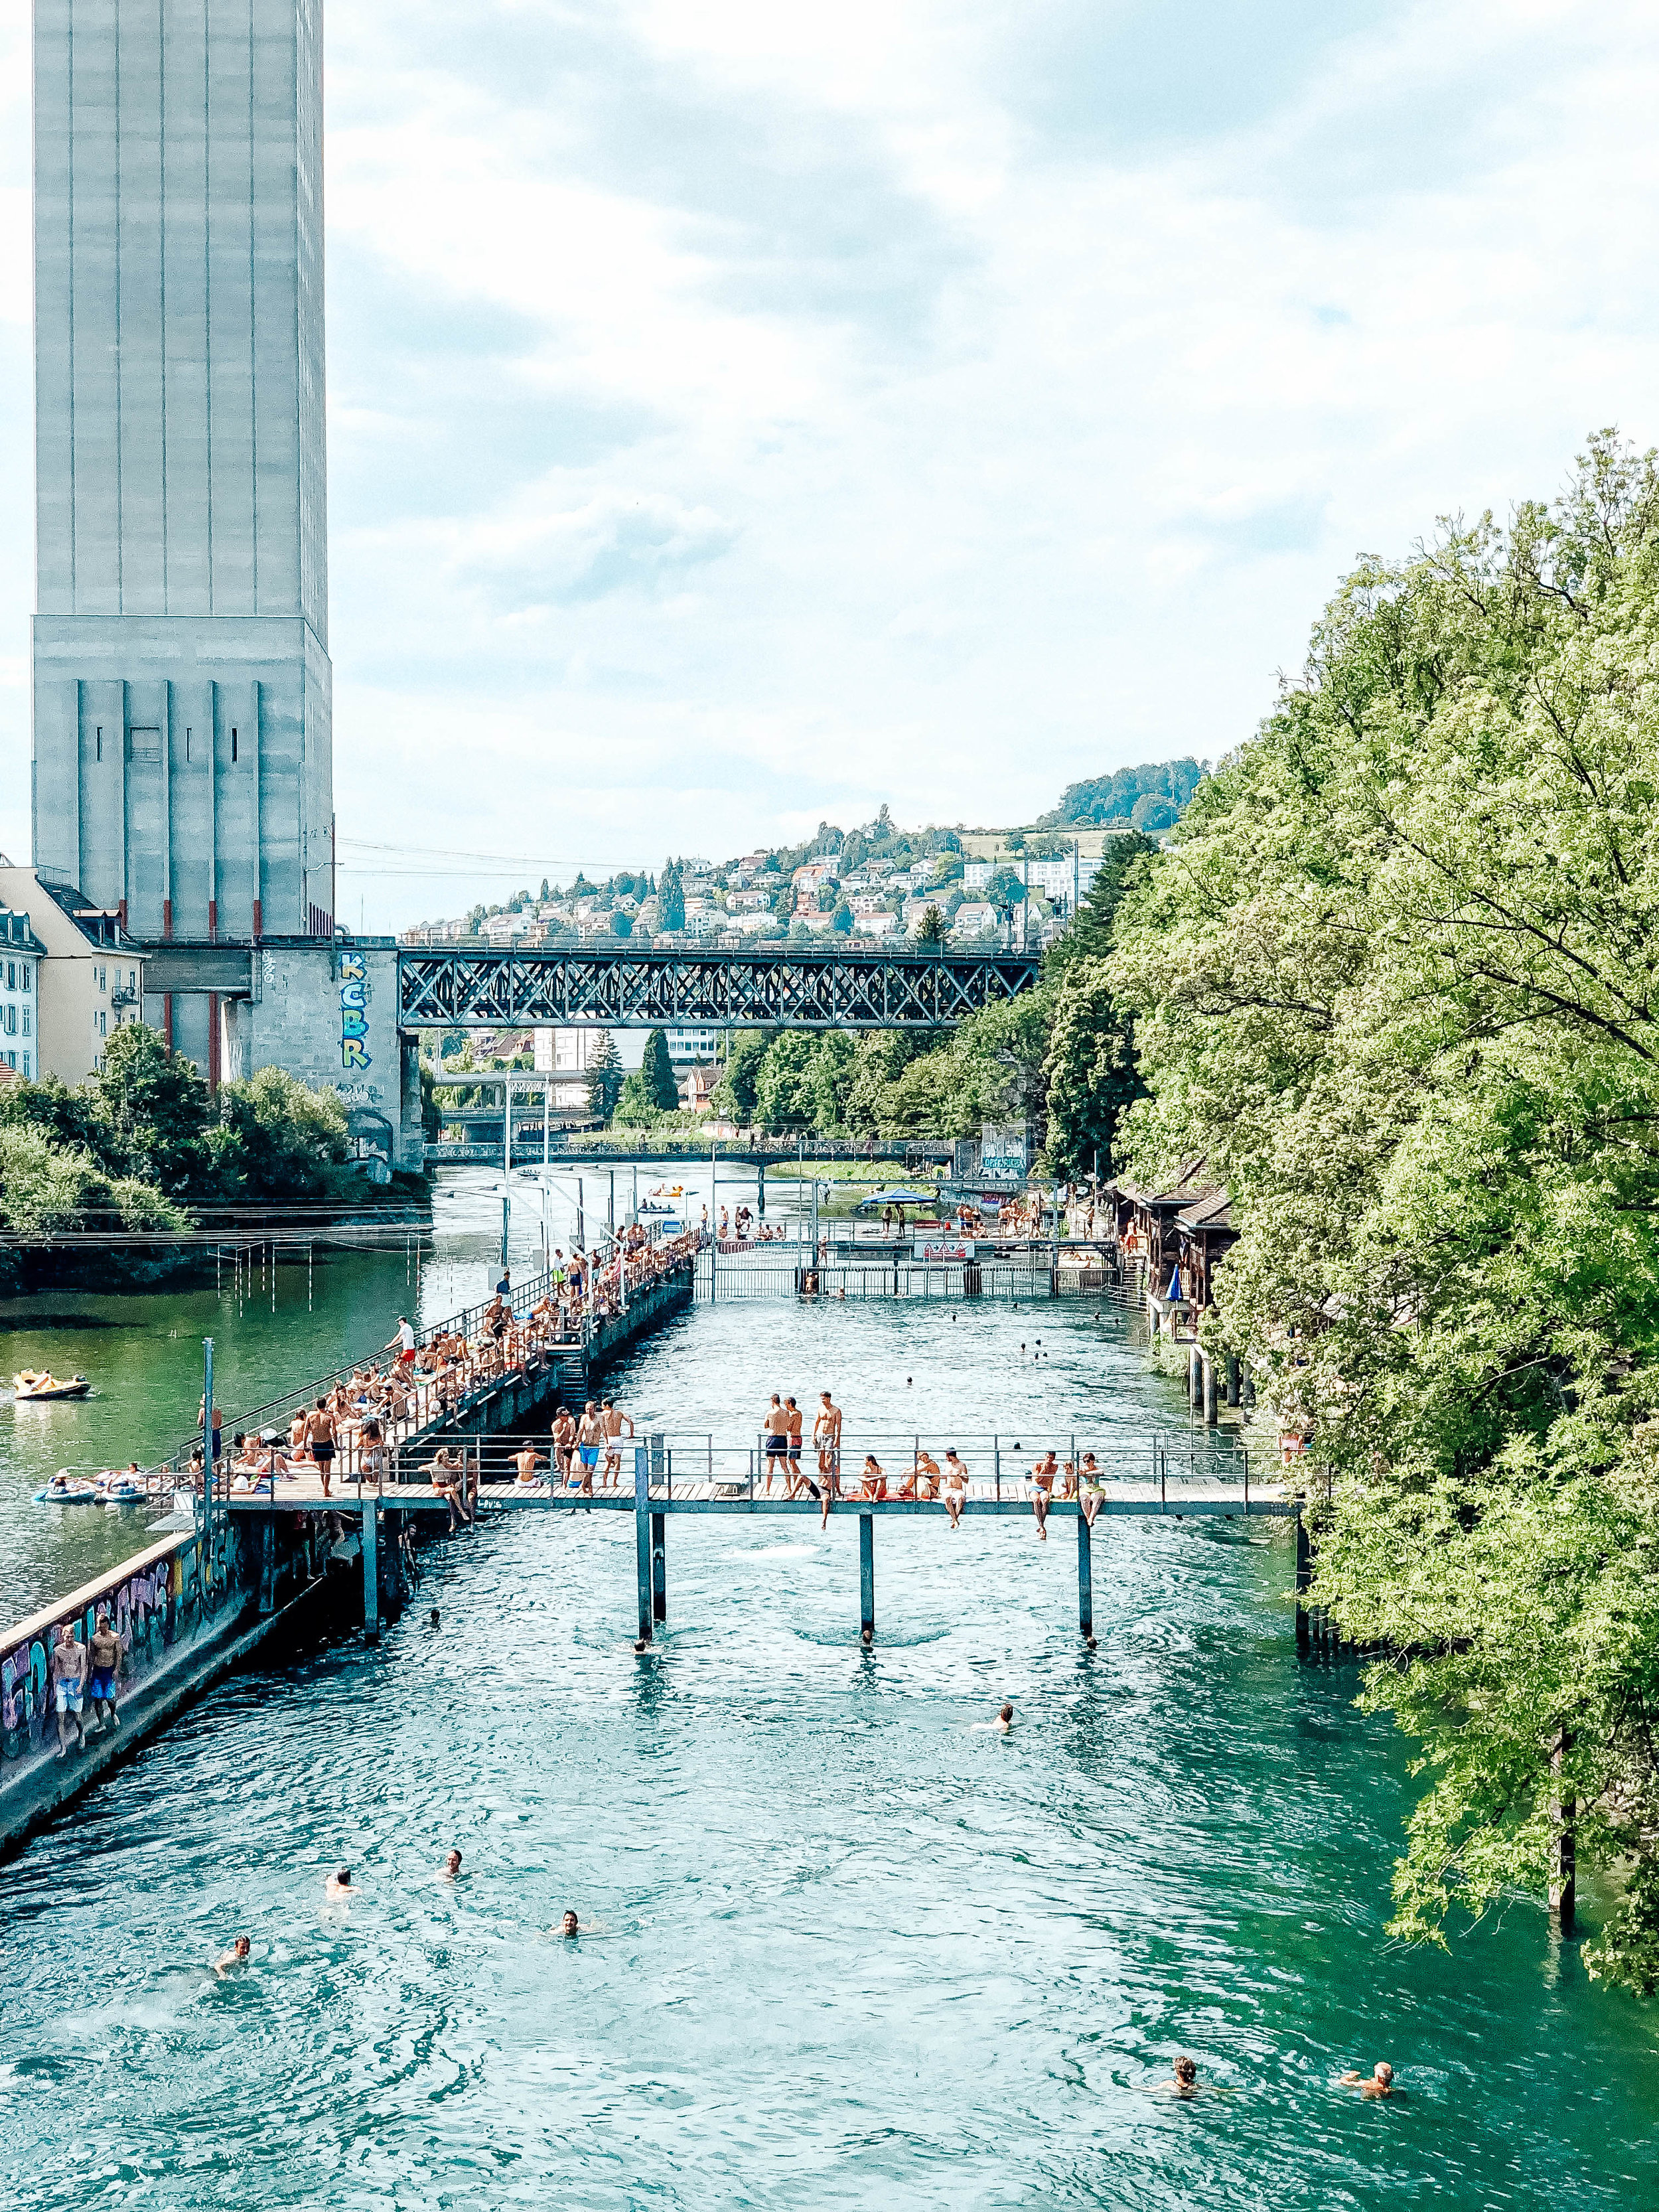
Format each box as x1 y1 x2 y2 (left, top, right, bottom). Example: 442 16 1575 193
0 1025 355 1236
1106 432 1659 1994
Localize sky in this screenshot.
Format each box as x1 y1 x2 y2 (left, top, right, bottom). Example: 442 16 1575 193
3 1 1658 928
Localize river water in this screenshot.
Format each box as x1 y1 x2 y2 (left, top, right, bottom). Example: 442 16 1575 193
1 1169 1656 2207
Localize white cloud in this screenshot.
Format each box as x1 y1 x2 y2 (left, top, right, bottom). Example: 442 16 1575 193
2 1 1658 919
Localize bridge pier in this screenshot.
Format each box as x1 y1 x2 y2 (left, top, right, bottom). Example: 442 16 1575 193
651 1512 667 1623
634 1447 653 1644
1076 1512 1094 1643
859 1514 875 1643
362 1497 380 1643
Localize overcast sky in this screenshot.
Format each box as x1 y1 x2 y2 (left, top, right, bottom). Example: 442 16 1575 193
3 2 1657 927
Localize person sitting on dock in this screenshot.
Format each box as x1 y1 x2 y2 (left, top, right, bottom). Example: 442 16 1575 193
50 1619 87 1757
942 1449 969 1529
513 1444 547 1493
1058 1459 1078 1501
1079 1455 1104 1527
1029 1451 1058 1541
423 1447 473 1530
84 1607 121 1735
901 1449 940 1502
1338 2062 1396 2099
859 1455 888 1501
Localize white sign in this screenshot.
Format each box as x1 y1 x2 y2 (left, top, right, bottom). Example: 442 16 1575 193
920 1240 975 1261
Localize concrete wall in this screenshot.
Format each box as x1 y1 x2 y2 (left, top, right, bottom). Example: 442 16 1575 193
32 0 332 937
241 939 421 1168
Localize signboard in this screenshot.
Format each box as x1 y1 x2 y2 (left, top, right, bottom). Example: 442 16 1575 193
979 1122 1029 1187
919 1240 975 1262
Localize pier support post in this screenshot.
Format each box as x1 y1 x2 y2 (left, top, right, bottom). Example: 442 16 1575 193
651 1511 667 1623
1294 1512 1311 1653
258 1521 276 1615
1550 1731 1576 1937
634 1445 652 1644
1188 1343 1201 1406
1226 1354 1240 1408
362 1499 380 1643
1076 1512 1094 1643
1202 1355 1218 1428
859 1513 875 1643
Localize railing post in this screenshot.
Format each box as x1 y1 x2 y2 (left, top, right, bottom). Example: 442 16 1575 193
634 1444 652 1644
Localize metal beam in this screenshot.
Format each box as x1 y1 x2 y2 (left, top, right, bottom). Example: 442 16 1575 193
396 945 1041 1030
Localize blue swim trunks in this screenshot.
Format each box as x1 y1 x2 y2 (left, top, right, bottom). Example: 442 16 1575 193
579 1445 599 1468
88 1668 115 1702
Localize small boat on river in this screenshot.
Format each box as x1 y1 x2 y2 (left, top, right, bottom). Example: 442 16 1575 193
35 1470 100 1504
640 1184 686 1215
96 1471 149 1506
13 1369 92 1401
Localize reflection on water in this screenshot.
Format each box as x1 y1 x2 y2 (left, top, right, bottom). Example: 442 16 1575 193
2 1270 1657 2208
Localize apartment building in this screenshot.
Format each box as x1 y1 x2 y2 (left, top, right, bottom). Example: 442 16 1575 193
0 911 45 1077
0 866 143 1080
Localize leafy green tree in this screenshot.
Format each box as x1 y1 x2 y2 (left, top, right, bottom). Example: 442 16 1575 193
613 1070 660 1126
1108 430 1659 1994
916 905 948 947
216 1067 350 1199
829 901 853 934
753 1033 818 1131
1041 958 1136 1177
89 1024 214 1195
0 1123 187 1235
1050 831 1157 971
640 1029 680 1114
584 1030 623 1120
711 1031 771 1124
658 861 685 931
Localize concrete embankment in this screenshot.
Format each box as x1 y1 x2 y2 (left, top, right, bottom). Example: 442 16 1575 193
0 1516 332 1862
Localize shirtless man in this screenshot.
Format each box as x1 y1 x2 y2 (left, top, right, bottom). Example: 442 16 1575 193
214 1935 252 1974
784 1397 805 1495
325 1868 354 1901
942 1448 970 1530
305 1398 337 1499
1154 2056 1200 2099
85 1607 121 1735
902 1449 940 1502
50 1619 87 1756
441 1850 463 1881
1030 1449 1058 1541
601 1399 634 1486
513 1444 545 1491
1338 2062 1397 2099
575 1402 605 1495
551 1407 577 1485
814 1392 843 1497
762 1395 790 1494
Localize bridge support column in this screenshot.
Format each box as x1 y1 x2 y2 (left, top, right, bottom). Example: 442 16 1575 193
362 1499 380 1643
651 1511 667 1623
1188 1343 1201 1406
1202 1355 1218 1427
1294 1512 1311 1653
1226 1354 1240 1408
1076 1512 1095 1644
859 1513 875 1643
258 1520 277 1615
634 1446 652 1644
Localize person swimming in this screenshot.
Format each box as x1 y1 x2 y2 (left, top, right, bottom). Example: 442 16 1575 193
1338 2062 1396 2098
214 1935 252 1972
441 1849 463 1881
325 1868 354 1899
971 1703 1015 1734
1153 2056 1200 2099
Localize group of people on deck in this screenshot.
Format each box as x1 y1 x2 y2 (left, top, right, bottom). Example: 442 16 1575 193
199 1228 697 1500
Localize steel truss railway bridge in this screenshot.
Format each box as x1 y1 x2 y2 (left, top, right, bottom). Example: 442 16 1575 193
397 943 1041 1029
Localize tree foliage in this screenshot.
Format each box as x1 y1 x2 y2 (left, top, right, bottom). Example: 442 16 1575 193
1108 431 1659 1992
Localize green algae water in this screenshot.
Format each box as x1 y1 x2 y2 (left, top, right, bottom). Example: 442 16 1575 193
1 1172 1656 2207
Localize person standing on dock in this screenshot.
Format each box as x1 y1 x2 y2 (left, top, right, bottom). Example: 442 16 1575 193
576 1403 605 1494
50 1619 88 1756
552 1407 577 1486
784 1398 805 1495
386 1317 417 1370
601 1399 634 1486
762 1395 790 1491
305 1400 338 1499
84 1608 121 1735
813 1392 842 1497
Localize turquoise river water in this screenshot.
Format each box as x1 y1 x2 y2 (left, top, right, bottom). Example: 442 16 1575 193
1 1169 1656 2207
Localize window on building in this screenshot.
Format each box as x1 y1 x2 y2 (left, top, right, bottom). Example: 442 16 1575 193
97 966 106 992
22 1053 30 1078
4 1051 13 1069
21 963 31 992
21 1009 29 1037
97 1009 107 1037
6 962 13 990
232 727 239 763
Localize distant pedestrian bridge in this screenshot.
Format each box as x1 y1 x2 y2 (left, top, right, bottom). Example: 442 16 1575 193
397 943 1041 1030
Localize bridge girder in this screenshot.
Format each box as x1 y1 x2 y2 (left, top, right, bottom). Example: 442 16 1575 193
397 947 1041 1029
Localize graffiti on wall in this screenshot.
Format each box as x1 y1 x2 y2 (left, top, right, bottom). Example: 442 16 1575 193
1 1546 188 1764
340 951 371 1071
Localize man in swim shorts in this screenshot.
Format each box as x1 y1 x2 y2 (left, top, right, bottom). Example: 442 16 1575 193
762 1394 790 1493
1030 1449 1058 1541
784 1397 805 1495
513 1445 545 1490
85 1607 121 1735
386 1316 417 1369
305 1399 336 1499
814 1392 842 1495
601 1399 634 1486
576 1402 605 1495
50 1619 86 1755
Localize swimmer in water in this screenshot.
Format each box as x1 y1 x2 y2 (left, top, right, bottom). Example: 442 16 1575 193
441 1849 463 1881
1153 2056 1200 2099
429 1607 441 1627
214 1935 252 1973
556 1910 581 1937
972 1703 1015 1734
325 1868 354 1900
1338 2062 1396 2099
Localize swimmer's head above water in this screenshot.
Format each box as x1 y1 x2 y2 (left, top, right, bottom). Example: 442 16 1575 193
559 1910 579 1937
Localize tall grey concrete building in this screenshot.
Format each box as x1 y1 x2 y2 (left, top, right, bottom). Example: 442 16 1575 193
31 0 333 998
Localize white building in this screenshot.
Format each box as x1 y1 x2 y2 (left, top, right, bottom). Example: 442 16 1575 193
0 867 143 1080
0 911 45 1078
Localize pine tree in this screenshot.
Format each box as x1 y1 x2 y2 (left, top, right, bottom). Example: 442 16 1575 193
641 1028 680 1112
584 1029 622 1120
659 861 685 931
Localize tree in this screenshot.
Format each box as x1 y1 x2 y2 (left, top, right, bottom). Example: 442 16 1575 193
216 1067 350 1199
613 1069 660 1126
640 1028 680 1114
89 1024 214 1195
658 861 685 931
754 1033 818 1132
1050 832 1157 970
1041 958 1137 1177
610 910 633 938
711 1031 772 1124
829 901 853 934
584 1030 622 1120
916 905 948 947
1108 430 1659 1994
